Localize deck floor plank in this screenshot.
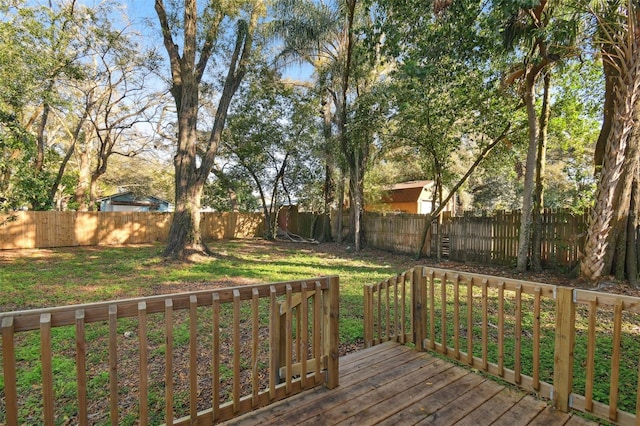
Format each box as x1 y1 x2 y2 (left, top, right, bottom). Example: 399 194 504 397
414 377 505 425
221 343 599 426
267 352 445 425
454 387 526 426
375 371 486 426
491 395 548 426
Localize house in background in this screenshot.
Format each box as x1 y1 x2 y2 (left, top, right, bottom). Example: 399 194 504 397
97 192 173 212
367 180 456 215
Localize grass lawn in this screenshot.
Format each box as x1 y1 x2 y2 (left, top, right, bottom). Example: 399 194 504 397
0 240 417 345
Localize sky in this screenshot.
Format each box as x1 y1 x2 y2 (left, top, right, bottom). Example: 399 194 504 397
120 0 314 82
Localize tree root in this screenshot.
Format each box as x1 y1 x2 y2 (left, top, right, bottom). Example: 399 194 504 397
276 227 319 244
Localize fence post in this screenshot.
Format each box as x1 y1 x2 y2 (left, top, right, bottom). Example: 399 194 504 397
364 285 374 348
323 276 340 389
412 267 427 351
553 287 575 412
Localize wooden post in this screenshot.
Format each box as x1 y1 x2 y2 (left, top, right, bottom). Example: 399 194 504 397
364 285 374 348
553 287 575 412
323 276 340 389
412 267 427 351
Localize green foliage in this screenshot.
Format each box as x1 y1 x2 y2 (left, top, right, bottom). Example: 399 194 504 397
0 111 54 211
218 68 324 232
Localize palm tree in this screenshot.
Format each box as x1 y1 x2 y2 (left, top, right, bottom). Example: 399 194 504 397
581 1 640 284
270 0 366 248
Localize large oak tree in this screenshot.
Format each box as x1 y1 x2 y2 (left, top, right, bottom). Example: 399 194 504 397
154 0 264 258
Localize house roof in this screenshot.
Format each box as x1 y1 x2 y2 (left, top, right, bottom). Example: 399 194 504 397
97 191 171 205
381 180 434 204
387 180 434 191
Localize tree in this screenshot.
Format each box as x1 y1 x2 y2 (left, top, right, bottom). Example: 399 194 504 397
154 0 264 258
496 0 581 271
75 35 161 211
0 0 161 212
374 0 516 257
269 0 345 243
581 1 640 284
219 71 321 238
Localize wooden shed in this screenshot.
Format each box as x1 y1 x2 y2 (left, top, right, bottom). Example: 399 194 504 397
369 180 455 215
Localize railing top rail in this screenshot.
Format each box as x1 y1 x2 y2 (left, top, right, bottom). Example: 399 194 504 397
575 287 640 312
366 266 557 297
1 276 336 332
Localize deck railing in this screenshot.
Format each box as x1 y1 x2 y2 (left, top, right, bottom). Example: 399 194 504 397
1 277 339 425
364 267 640 425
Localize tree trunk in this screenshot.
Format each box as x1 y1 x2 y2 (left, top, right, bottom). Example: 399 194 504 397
416 123 512 258
602 102 640 282
322 96 334 243
516 73 540 272
337 171 344 243
162 87 210 257
350 152 363 251
532 71 551 272
155 0 259 259
581 25 640 281
76 147 91 212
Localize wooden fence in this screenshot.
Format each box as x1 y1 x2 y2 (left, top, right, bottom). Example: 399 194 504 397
0 277 340 425
2 210 588 270
0 211 265 250
364 267 640 425
364 209 588 268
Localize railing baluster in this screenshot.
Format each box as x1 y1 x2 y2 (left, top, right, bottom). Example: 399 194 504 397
636 348 640 425
189 295 198 419
295 301 301 365
285 284 293 394
2 317 18 426
108 305 118 426
375 281 381 344
300 283 308 388
75 309 88 426
533 286 541 391
609 299 623 422
40 313 54 426
441 273 448 355
394 274 399 341
269 285 278 399
323 276 340 389
429 271 435 350
481 279 488 371
138 302 148 426
233 289 241 412
514 284 522 384
453 274 460 359
385 277 391 341
314 281 322 383
400 272 406 344
364 284 373 347
585 298 597 412
467 278 474 366
212 293 220 421
251 288 260 407
497 281 505 377
165 299 174 425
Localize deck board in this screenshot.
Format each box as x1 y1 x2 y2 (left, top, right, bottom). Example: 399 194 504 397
221 341 598 426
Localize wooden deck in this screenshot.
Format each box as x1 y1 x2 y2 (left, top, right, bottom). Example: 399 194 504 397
222 342 598 426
